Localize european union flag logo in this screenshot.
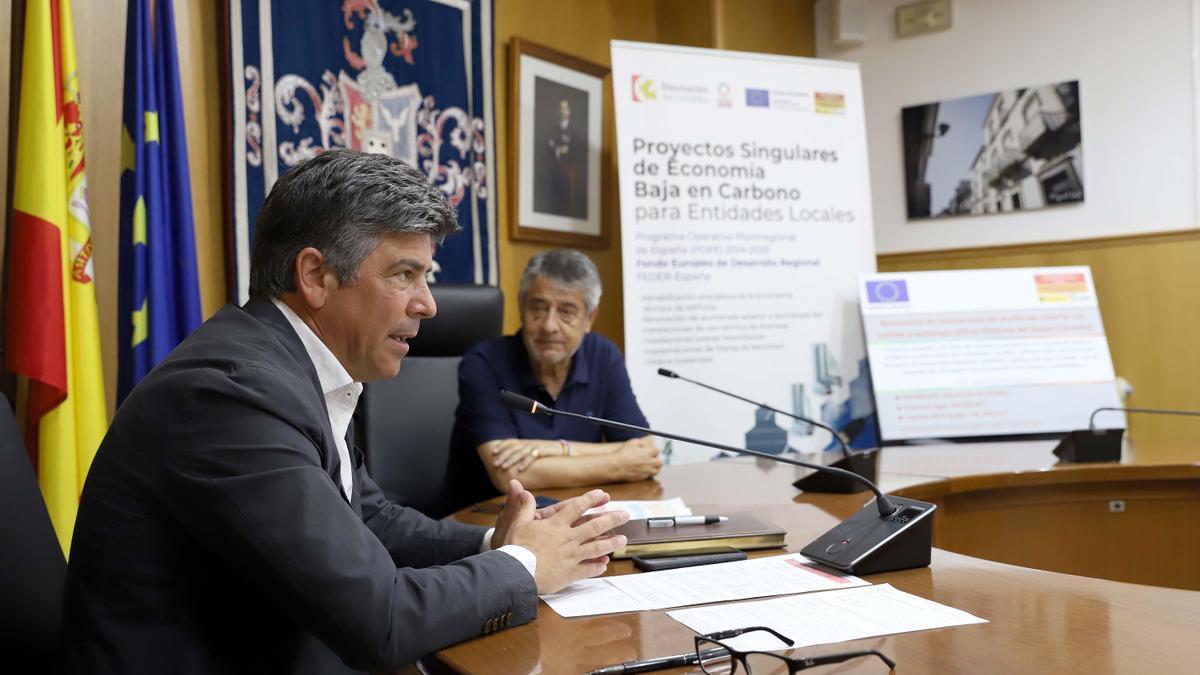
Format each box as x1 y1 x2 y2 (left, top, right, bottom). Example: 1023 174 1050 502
117 0 202 401
866 280 909 304
746 88 770 107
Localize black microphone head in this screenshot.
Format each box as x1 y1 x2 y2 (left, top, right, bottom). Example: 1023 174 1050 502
657 368 679 378
498 390 551 416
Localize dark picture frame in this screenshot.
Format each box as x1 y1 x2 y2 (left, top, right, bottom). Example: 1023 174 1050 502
508 38 609 247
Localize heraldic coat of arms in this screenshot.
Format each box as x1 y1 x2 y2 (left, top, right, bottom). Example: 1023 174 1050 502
229 0 496 295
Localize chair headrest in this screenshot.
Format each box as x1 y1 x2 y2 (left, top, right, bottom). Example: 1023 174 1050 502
409 284 504 357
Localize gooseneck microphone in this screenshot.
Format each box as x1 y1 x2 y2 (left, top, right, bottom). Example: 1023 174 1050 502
498 390 936 574
499 390 893 514
655 368 880 494
656 367 850 458
1088 406 1200 430
1055 406 1200 462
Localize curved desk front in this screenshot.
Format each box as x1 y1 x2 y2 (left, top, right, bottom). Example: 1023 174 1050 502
892 460 1200 590
434 455 1200 674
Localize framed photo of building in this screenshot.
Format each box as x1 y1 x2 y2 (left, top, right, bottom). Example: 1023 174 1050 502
901 80 1083 220
509 38 608 247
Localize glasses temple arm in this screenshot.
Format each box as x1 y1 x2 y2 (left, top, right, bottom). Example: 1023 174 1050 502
703 626 796 647
795 649 896 672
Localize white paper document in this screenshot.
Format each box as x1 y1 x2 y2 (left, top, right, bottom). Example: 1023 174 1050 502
541 553 866 618
585 497 691 518
668 584 988 651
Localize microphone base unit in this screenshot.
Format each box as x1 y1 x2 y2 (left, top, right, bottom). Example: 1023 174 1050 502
1052 428 1124 463
800 496 936 575
792 448 880 494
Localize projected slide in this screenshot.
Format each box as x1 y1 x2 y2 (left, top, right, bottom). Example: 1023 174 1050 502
860 267 1123 441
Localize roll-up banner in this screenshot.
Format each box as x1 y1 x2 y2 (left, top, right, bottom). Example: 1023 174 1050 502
612 41 878 464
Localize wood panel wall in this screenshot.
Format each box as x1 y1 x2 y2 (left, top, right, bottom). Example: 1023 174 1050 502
4 0 816 413
713 0 815 56
73 0 127 418
6 0 1197 463
493 0 817 345
173 0 226 317
0 0 226 417
879 231 1200 458
1 0 12 272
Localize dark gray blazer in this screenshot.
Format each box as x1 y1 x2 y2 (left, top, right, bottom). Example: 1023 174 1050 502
63 300 537 674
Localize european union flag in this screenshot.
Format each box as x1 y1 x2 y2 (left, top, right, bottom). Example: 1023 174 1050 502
118 0 202 401
866 280 909 304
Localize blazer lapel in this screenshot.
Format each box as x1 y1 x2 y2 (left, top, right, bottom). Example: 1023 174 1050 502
242 299 346 497
345 423 364 516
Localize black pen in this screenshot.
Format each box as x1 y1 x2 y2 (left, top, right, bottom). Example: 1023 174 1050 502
585 647 725 674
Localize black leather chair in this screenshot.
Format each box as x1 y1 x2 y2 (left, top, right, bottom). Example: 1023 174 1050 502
0 394 67 670
357 284 504 518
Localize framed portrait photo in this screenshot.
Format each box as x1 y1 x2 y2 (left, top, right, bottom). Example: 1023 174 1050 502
509 38 609 247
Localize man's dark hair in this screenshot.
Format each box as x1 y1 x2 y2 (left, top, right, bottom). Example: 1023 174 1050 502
248 150 460 299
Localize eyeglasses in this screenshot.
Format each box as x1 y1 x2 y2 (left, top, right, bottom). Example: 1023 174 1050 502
694 627 896 674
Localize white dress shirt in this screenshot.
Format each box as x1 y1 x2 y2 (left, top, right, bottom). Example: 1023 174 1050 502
270 299 536 578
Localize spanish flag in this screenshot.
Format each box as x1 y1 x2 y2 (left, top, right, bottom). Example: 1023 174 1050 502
4 0 107 555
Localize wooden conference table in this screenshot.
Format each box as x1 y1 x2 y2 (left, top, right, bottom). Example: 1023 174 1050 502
431 452 1200 674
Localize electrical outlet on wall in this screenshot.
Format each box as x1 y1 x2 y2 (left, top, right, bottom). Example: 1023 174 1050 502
896 0 952 38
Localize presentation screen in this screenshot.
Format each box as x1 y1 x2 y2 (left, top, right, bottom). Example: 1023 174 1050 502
860 267 1123 441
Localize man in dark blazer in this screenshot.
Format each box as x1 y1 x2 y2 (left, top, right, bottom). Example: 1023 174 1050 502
62 150 630 673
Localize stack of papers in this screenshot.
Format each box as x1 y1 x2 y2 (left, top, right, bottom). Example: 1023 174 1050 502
556 497 988 648
668 584 987 650
541 553 866 618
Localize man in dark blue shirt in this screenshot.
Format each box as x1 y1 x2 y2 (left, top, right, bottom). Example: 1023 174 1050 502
451 250 660 497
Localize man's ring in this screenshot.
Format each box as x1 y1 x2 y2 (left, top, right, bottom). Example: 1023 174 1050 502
530 449 540 459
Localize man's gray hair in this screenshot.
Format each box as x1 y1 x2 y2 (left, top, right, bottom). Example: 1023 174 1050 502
248 149 460 299
518 249 602 313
